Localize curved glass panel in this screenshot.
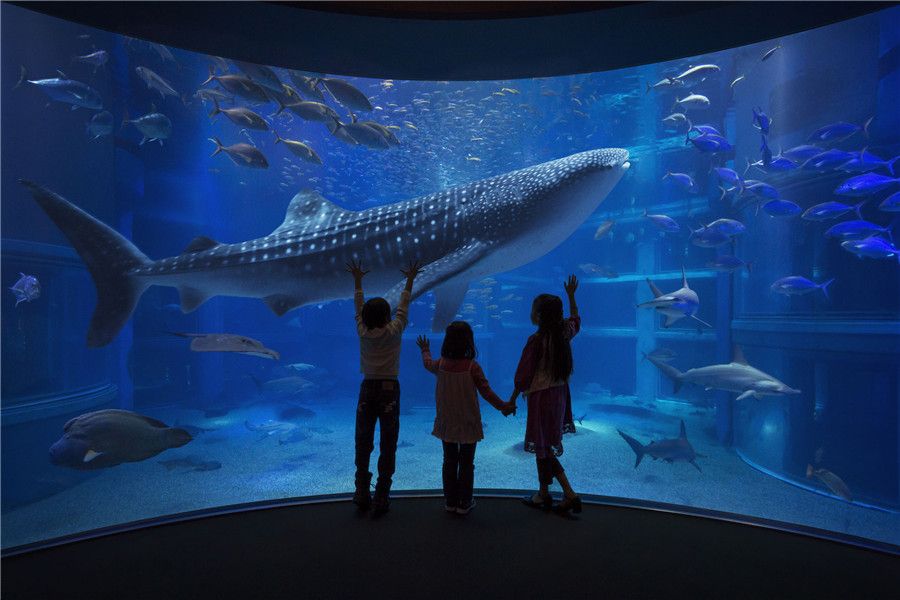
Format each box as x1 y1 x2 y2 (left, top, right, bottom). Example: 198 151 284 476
2 3 898 550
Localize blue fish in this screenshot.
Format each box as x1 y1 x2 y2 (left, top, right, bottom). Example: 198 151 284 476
801 201 865 221
840 236 899 262
743 180 779 200
691 228 732 248
752 107 771 135
782 144 824 162
748 154 796 173
14 66 102 110
663 171 695 192
706 255 752 274
802 149 856 171
689 123 722 137
713 167 742 189
825 220 893 241
771 276 833 299
834 173 900 197
702 218 746 236
763 199 801 217
643 209 680 232
838 149 899 175
10 273 41 306
688 132 732 153
879 191 900 212
807 118 871 143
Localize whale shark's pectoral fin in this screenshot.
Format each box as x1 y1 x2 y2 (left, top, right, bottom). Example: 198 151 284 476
431 279 470 332
735 390 757 401
179 287 210 313
264 294 304 316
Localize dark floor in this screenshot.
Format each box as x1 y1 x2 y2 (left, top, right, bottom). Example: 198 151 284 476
3 497 898 599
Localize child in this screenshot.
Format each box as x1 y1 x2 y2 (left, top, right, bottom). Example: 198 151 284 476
510 275 582 513
416 322 513 515
346 258 422 515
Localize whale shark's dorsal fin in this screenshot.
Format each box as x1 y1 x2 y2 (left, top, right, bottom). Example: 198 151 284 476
679 420 687 438
646 278 664 298
183 236 220 254
732 344 749 365
273 190 354 235
681 266 689 289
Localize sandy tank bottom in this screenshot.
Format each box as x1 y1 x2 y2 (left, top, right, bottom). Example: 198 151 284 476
3 393 898 549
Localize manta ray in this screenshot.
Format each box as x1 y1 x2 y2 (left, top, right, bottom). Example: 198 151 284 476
19 147 629 347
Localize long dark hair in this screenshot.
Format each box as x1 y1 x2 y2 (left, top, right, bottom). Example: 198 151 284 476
441 321 477 360
532 294 573 381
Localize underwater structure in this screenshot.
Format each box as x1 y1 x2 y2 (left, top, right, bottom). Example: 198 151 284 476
1 2 898 580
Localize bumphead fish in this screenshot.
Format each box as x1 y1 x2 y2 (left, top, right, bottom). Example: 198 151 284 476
19 148 629 346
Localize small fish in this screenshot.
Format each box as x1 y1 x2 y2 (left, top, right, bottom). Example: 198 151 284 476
318 77 372 112
834 173 900 197
752 107 772 135
86 110 113 141
575 414 586 426
771 276 833 299
730 74 745 89
209 137 268 169
232 60 283 94
687 131 732 153
825 219 893 240
806 464 851 501
15 66 102 109
209 99 268 130
690 228 731 248
840 236 899 262
273 131 322 164
807 118 872 144
10 273 41 306
645 77 683 94
466 156 481 162
643 208 680 232
662 112 689 127
782 144 824 163
837 149 899 175
713 167 743 190
673 93 710 110
801 201 865 221
761 44 782 62
762 199 801 217
802 149 857 172
672 64 720 86
125 111 172 146
135 66 179 99
593 220 614 240
879 191 900 212
743 180 779 200
706 255 752 274
663 171 695 192
702 218 746 236
73 50 109 70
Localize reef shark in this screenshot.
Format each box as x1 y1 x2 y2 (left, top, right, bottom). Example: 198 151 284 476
19 148 629 347
645 345 801 401
637 267 711 328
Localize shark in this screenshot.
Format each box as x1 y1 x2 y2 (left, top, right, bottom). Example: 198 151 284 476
617 420 704 472
19 148 629 347
637 267 711 328
645 345 801 401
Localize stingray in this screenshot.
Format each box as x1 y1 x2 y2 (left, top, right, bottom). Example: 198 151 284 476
170 332 279 360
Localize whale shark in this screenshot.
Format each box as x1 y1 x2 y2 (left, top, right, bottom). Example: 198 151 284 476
19 147 629 347
637 267 711 328
645 345 800 401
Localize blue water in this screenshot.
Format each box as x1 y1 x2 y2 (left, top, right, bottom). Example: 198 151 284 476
1 4 899 550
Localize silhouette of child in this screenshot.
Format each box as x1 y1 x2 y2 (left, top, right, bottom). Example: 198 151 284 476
417 322 514 515
346 258 422 515
510 275 583 513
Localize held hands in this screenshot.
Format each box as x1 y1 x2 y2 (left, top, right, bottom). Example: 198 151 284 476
500 401 517 417
416 335 430 351
564 274 579 297
345 259 369 283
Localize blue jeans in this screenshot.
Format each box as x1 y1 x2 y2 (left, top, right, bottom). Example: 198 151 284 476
442 441 477 505
355 379 400 495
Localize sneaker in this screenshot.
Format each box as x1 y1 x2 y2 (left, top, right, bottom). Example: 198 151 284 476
456 499 476 515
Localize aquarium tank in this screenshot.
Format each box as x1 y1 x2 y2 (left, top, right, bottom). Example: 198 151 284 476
2 3 898 552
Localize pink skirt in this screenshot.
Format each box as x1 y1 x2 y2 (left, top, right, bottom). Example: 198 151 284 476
524 384 576 458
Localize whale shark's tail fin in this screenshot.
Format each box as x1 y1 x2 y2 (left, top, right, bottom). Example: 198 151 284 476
617 430 646 469
644 352 685 393
19 180 151 347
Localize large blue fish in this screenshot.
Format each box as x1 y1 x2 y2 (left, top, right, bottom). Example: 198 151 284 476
801 201 865 221
663 171 695 192
879 191 900 212
762 199 801 217
14 66 102 110
643 209 680 232
840 236 899 262
807 119 872 143
687 132 732 153
713 167 742 189
838 149 898 175
782 144 823 162
771 276 834 299
834 173 900 197
19 148 630 346
802 149 857 171
825 219 893 240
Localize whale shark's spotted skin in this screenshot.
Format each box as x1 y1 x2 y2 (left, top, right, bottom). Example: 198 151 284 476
21 148 629 346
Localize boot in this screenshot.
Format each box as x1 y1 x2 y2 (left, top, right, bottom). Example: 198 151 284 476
372 480 391 515
353 472 372 510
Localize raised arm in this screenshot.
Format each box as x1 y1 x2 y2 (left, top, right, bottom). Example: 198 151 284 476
387 260 423 335
346 259 369 335
416 335 439 374
564 274 579 319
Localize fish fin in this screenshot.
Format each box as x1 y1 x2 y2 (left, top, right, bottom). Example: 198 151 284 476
690 460 702 473
819 278 835 300
430 279 471 333
646 278 664 298
662 314 681 328
178 286 210 313
863 116 873 139
83 449 103 463
19 181 151 347
14 65 26 89
136 414 170 428
644 354 684 393
263 294 305 317
57 69 68 78
139 136 148 146
208 137 223 157
681 265 689 289
272 189 354 235
853 200 866 219
679 420 686 438
735 390 757 401
732 344 749 365
183 235 220 253
617 430 645 468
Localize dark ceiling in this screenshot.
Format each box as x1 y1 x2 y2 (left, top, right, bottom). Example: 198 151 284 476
10 1 895 79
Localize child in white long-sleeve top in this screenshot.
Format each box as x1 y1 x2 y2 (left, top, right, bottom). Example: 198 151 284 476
416 322 514 515
346 259 422 515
